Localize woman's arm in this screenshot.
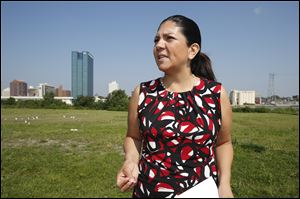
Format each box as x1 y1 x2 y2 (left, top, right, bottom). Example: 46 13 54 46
124 85 142 163
116 85 142 192
216 85 234 198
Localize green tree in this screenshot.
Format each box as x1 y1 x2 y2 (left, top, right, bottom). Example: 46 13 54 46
94 100 106 110
105 90 129 111
6 97 16 105
73 96 95 108
43 92 55 103
1 97 16 107
41 92 55 108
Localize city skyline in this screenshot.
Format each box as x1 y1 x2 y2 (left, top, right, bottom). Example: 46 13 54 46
1 2 299 97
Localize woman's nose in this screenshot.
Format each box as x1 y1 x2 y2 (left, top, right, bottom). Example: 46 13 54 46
155 39 165 50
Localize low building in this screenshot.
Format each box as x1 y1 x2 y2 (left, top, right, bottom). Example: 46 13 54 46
56 85 71 97
230 90 256 106
38 83 55 97
1 87 10 97
28 86 39 96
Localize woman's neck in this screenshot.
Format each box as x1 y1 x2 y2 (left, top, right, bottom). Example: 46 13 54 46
162 70 196 93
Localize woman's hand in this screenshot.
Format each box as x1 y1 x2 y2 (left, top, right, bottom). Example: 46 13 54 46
116 160 139 192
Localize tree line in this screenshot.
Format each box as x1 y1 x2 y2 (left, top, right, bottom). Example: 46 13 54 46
2 90 298 114
232 106 298 115
1 90 129 111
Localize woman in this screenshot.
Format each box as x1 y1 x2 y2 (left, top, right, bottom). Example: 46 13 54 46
116 15 234 198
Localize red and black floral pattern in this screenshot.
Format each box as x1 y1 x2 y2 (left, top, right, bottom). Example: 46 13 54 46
133 77 221 198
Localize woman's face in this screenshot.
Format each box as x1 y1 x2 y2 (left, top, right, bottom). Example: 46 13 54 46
153 21 190 73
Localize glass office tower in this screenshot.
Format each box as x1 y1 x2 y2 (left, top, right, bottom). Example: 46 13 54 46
72 51 94 99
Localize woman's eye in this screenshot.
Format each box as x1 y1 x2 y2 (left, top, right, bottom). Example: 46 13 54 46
153 36 174 44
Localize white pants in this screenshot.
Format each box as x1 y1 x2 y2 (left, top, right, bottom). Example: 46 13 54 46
174 176 219 198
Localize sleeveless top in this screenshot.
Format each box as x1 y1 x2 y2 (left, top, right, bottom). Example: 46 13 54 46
133 77 222 198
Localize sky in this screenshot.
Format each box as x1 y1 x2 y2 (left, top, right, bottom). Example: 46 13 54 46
1 1 299 97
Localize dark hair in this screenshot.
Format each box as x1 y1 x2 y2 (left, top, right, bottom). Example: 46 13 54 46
159 15 216 81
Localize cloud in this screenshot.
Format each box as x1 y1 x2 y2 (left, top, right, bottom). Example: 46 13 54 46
253 7 263 15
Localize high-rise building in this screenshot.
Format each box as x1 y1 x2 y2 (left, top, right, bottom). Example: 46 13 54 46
10 80 27 96
71 51 94 99
108 81 119 94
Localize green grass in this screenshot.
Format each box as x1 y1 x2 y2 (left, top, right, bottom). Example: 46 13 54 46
1 108 299 198
231 113 299 197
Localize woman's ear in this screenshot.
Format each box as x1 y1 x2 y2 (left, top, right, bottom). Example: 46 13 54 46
188 43 200 60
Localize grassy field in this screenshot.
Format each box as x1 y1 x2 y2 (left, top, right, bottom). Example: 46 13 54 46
1 108 299 198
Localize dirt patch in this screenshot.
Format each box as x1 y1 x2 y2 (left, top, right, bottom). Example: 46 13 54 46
1 139 125 156
1 138 88 151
